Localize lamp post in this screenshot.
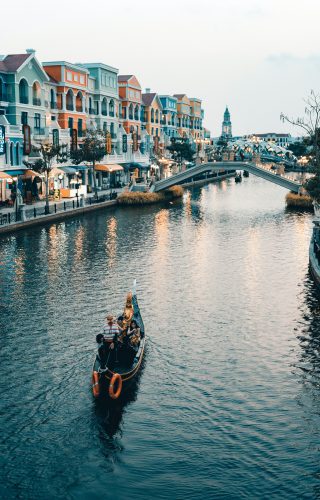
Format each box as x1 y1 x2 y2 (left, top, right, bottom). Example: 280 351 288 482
58 173 63 200
75 171 80 208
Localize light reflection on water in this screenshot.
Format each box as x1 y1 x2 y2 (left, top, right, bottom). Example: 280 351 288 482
0 175 319 499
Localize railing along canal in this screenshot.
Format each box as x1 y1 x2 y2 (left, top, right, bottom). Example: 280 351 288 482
0 192 118 227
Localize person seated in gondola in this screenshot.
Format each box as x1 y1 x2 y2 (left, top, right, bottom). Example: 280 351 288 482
126 319 141 363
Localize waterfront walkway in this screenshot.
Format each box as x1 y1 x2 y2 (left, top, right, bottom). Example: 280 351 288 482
154 161 302 193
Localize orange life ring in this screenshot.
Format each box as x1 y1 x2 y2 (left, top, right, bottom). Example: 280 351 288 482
92 371 100 398
109 373 122 399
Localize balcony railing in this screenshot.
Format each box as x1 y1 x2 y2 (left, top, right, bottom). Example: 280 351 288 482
33 97 41 106
66 104 74 111
33 127 46 135
20 96 29 104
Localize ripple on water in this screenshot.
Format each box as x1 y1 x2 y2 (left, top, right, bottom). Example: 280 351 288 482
0 177 320 499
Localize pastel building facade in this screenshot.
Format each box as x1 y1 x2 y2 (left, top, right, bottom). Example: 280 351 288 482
118 75 142 136
159 95 178 139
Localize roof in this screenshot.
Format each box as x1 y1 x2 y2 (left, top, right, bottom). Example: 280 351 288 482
0 53 30 72
142 93 157 106
173 94 186 99
118 75 134 82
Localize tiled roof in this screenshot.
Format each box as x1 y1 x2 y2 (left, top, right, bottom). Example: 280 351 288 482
173 94 186 99
142 93 157 106
118 75 133 82
0 54 30 72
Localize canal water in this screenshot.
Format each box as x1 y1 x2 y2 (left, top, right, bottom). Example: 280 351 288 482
1 176 320 499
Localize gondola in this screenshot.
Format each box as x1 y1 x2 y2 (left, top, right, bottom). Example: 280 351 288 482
92 281 145 400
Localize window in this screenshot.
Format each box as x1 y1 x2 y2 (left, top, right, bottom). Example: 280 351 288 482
80 75 85 84
34 113 41 129
21 112 28 125
78 119 83 137
74 74 79 82
67 71 72 81
68 117 73 135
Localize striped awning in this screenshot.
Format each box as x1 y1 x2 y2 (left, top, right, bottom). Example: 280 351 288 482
0 172 12 180
95 164 124 173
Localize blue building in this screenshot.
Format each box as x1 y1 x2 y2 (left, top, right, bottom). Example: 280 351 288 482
159 95 178 139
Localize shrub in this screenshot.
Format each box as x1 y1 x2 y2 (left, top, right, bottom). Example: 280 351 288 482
117 186 184 206
285 192 313 210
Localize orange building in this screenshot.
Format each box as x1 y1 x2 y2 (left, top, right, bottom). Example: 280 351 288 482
43 61 89 139
118 75 142 135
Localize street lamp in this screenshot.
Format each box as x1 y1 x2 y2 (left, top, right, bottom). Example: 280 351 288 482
75 171 80 207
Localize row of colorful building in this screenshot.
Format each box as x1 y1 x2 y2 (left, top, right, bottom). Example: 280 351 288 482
0 49 210 197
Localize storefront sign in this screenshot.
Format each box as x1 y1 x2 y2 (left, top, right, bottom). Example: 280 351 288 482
106 132 112 154
132 132 138 152
52 128 59 147
71 129 78 151
122 135 127 153
23 124 31 154
0 126 5 155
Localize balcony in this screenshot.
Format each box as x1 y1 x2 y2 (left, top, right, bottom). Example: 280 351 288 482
66 104 74 111
20 96 29 104
50 101 58 110
33 97 41 106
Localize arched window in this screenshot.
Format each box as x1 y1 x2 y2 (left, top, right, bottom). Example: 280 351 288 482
10 142 14 165
32 81 41 106
134 105 139 121
16 143 20 165
103 122 107 132
66 89 74 111
129 104 133 120
19 79 29 104
89 97 93 114
109 99 114 117
110 122 115 137
76 92 83 112
155 109 159 123
151 108 154 123
101 98 108 116
50 89 57 109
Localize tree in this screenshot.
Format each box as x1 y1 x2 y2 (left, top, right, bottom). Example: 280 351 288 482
70 129 106 198
24 142 66 214
281 90 320 201
167 138 195 165
287 140 308 158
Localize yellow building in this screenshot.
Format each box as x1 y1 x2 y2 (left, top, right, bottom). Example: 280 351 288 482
141 91 163 138
174 94 191 138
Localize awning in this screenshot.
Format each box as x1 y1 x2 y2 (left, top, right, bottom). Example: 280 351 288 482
130 162 150 169
0 172 13 180
4 169 26 176
74 165 89 171
95 164 124 173
60 166 78 174
21 169 42 179
49 167 66 178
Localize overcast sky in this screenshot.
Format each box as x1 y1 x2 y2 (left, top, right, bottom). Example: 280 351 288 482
1 0 320 137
